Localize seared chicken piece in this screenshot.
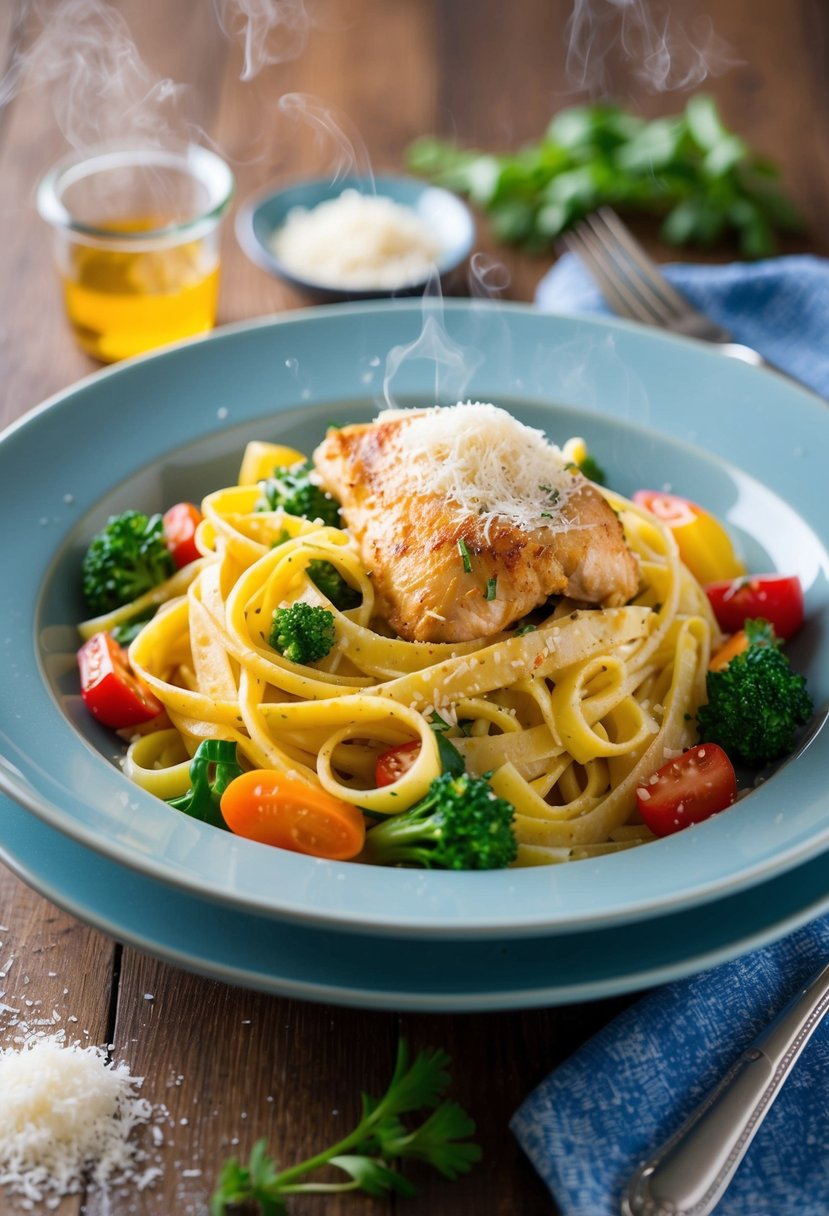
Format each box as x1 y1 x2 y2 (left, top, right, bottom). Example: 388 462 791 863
313 404 639 643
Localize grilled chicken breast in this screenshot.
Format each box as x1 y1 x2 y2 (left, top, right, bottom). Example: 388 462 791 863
313 404 640 643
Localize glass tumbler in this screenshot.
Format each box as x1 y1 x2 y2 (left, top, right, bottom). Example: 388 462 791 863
37 142 234 362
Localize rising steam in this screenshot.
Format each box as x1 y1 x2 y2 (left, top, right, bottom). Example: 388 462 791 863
8 0 186 147
211 0 311 82
565 0 737 95
468 253 510 300
383 310 484 409
4 0 314 151
277 93 375 183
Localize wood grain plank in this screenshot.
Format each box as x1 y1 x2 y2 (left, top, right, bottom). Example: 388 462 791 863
0 869 116 1050
395 1000 639 1216
87 951 399 1215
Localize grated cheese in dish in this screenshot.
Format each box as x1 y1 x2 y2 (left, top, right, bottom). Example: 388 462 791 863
381 402 583 535
270 189 442 289
0 1033 161 1206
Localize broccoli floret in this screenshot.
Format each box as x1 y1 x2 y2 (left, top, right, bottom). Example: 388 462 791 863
696 619 813 767
307 559 361 610
257 462 341 526
270 602 336 664
82 510 174 616
362 772 518 870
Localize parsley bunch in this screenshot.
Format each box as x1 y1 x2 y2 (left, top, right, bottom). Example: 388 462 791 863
408 95 801 257
211 1040 481 1214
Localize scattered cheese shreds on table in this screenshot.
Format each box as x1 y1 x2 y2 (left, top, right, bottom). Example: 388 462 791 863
0 1032 163 1206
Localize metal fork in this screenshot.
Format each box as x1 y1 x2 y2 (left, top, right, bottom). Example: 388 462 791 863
560 207 788 377
622 959 829 1216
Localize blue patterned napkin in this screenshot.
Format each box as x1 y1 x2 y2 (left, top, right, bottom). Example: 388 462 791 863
512 253 829 1215
535 252 829 397
511 919 829 1216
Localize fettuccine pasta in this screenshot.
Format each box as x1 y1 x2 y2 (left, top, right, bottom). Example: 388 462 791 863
88 446 719 867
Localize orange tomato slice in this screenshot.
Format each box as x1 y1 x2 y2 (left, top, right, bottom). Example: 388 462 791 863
220 769 366 860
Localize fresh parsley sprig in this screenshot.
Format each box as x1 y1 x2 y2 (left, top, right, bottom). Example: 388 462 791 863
210 1041 481 1214
407 95 801 258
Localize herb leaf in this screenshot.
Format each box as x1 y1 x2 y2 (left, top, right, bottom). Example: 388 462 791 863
429 712 466 776
408 96 801 258
210 1041 480 1213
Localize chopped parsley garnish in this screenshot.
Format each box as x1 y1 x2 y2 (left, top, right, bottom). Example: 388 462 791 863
457 538 473 573
485 577 497 601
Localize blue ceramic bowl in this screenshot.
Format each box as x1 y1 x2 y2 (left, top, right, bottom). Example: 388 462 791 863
2 302 828 956
235 174 476 301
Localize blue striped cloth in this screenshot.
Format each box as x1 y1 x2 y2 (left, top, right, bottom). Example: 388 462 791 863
535 252 829 397
511 254 829 1215
511 919 829 1216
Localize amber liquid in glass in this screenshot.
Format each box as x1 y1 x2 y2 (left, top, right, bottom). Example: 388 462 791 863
62 216 220 362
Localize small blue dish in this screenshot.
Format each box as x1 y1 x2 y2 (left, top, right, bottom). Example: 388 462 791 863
235 174 476 301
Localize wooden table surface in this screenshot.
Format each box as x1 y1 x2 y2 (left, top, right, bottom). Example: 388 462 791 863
1 3 827 1213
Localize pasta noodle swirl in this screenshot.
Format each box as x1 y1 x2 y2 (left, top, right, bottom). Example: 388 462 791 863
100 462 719 866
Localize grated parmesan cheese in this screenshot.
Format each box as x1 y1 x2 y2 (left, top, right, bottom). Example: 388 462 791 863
0 1033 160 1206
271 189 442 289
381 402 585 536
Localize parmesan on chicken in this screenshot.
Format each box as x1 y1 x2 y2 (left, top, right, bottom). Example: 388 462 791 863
312 403 640 642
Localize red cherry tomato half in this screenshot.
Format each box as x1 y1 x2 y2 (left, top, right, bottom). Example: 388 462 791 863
375 740 421 787
77 632 164 729
635 743 737 838
705 574 804 641
162 502 204 568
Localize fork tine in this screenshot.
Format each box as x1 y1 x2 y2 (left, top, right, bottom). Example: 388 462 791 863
561 228 668 327
561 208 786 368
590 207 695 319
579 213 687 324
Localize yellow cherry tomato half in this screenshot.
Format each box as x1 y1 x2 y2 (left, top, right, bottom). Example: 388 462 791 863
633 490 746 585
237 441 307 486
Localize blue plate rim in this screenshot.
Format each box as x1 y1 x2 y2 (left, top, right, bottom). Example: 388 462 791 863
5 787 829 1011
